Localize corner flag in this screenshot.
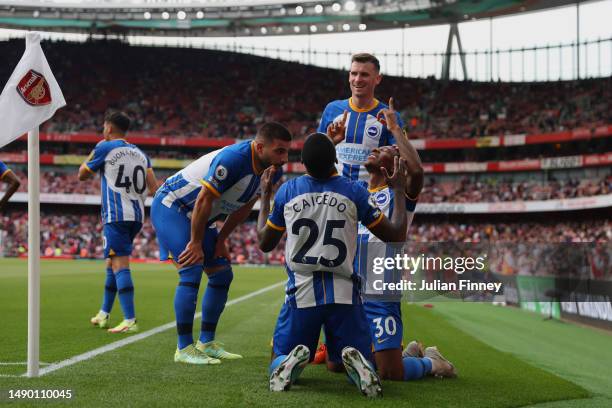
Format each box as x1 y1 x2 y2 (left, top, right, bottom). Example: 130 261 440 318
0 32 66 378
0 32 65 148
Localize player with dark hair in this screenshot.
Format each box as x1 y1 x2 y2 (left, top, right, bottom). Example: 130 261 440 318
356 99 456 381
79 110 159 333
151 122 291 364
257 132 410 397
318 53 402 182
0 161 21 212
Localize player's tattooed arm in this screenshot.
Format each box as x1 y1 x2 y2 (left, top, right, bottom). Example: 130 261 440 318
0 171 20 211
178 187 217 266
257 166 283 252
216 196 258 259
379 97 423 199
327 110 348 145
368 156 409 242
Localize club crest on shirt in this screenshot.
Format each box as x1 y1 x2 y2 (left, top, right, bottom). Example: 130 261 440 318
374 191 390 207
16 69 52 106
214 165 228 180
366 125 381 139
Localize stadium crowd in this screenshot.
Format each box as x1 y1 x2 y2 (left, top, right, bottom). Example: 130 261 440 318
1 213 609 263
2 169 609 203
0 39 609 141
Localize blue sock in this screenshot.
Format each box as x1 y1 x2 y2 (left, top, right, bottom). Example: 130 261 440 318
199 267 233 343
269 355 286 376
402 357 433 381
101 267 117 314
115 269 135 320
175 266 203 350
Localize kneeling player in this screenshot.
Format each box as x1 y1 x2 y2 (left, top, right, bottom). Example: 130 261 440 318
358 99 456 380
321 98 456 379
257 133 410 397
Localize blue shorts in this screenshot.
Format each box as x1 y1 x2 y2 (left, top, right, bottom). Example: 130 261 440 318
272 303 372 364
150 194 229 268
103 222 142 259
364 301 403 352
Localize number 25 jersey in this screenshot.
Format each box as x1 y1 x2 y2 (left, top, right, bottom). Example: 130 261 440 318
84 139 152 224
267 174 383 308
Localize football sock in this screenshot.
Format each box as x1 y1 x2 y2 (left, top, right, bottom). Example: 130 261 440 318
115 268 136 320
101 267 117 314
175 265 203 350
402 357 432 381
199 266 233 343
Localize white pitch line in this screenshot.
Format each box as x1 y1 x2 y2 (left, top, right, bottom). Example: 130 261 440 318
28 281 285 377
0 362 50 366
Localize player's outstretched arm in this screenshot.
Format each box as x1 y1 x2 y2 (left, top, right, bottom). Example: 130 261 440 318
0 171 20 211
257 167 284 252
367 157 409 243
380 97 424 199
178 187 217 266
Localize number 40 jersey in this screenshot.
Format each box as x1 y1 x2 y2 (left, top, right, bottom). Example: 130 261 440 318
84 139 152 224
267 174 383 308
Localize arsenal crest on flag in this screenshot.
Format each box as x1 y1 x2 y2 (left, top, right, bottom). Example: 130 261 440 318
0 32 66 148
17 69 52 106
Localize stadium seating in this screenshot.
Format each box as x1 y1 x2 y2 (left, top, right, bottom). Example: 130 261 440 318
0 39 609 141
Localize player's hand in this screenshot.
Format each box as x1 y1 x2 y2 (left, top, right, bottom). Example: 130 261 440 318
382 156 409 191
214 238 230 261
260 166 278 198
178 240 204 267
376 97 401 132
327 110 348 145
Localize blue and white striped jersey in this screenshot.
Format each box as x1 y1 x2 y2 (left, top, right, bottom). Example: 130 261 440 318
0 161 11 180
268 175 383 308
157 140 282 225
317 98 402 182
355 182 417 297
85 139 151 224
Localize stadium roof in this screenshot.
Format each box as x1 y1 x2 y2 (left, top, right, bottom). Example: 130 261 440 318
0 0 587 37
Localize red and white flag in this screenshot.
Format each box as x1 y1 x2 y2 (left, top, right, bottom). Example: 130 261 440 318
0 32 66 148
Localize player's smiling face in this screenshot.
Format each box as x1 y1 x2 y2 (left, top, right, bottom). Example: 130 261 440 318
365 146 398 173
349 62 382 99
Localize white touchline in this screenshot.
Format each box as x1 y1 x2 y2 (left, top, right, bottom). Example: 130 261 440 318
0 362 50 366
27 281 285 377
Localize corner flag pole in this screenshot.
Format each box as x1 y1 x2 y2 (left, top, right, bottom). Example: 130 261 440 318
27 127 41 378
0 32 65 378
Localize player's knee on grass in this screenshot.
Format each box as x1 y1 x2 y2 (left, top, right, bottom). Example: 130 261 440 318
375 348 404 381
326 360 344 373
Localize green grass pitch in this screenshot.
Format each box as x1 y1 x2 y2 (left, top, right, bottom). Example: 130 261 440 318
0 259 608 407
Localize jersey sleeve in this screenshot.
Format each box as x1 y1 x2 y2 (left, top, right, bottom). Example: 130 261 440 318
267 183 288 231
0 161 10 179
354 183 383 228
201 149 241 197
317 103 333 134
84 141 110 173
